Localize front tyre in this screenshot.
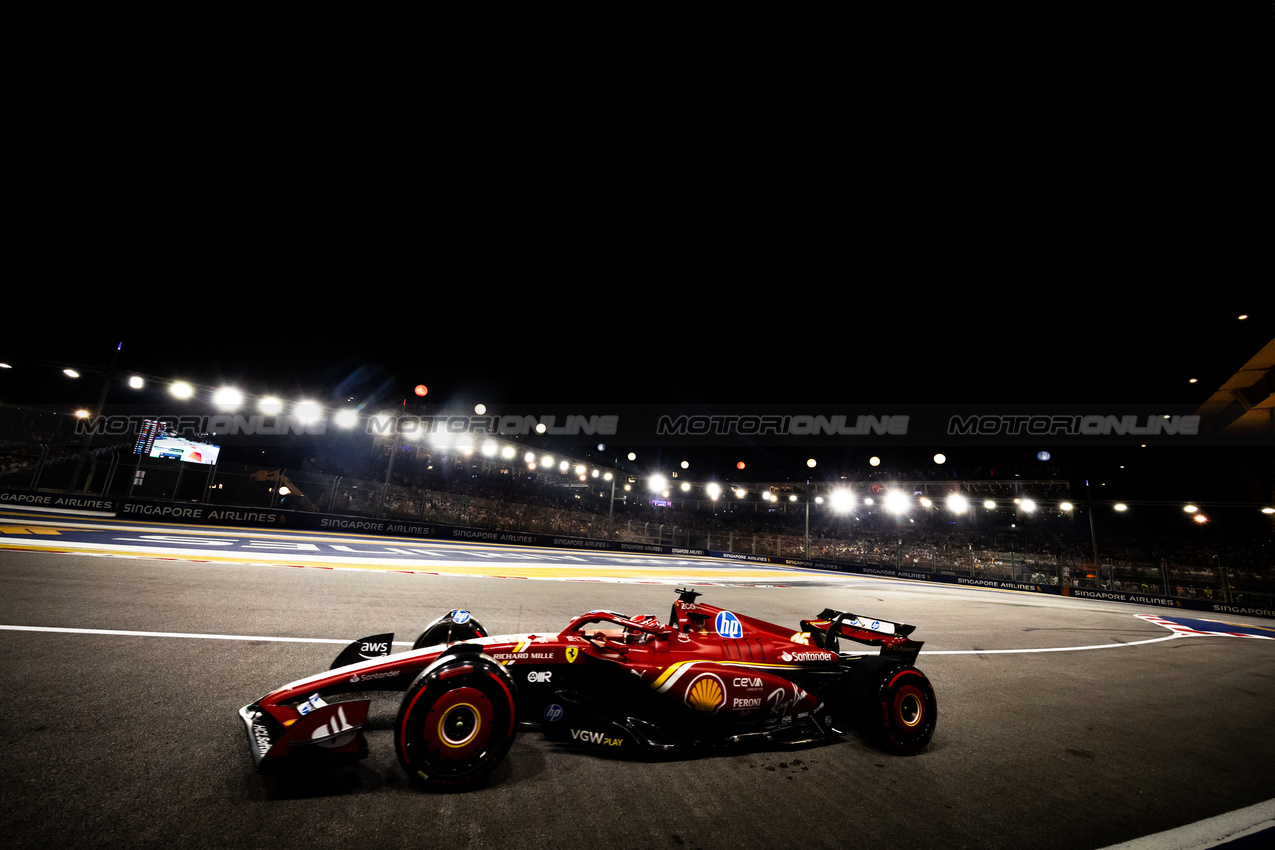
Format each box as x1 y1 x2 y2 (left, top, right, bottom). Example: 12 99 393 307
851 657 937 755
395 653 517 791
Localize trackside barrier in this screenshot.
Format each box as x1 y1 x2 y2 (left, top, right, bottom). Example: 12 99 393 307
1 487 1271 621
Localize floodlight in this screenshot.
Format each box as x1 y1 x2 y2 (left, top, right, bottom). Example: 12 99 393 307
213 387 243 410
884 491 910 514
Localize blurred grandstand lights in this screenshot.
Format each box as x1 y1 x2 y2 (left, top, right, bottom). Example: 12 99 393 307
525 451 536 463
946 493 969 514
1193 514 1208 524
884 491 910 515
63 369 80 378
294 402 322 424
1114 504 1128 512
984 500 996 509
789 494 798 502
681 461 689 469
649 474 667 493
474 404 486 415
830 490 855 513
335 410 359 429
1261 507 1274 514
933 454 946 465
128 375 144 389
213 387 243 410
575 464 586 475
628 453 637 461
259 397 283 415
681 482 691 492
869 457 881 467
807 458 817 468
169 381 193 399
74 409 90 418
501 446 516 460
559 461 569 473
1021 499 1037 513
1061 502 1074 511
535 423 547 434
597 444 605 452
481 441 498 457
603 472 613 481
707 483 722 500
920 497 933 508
735 488 747 499
1183 505 1198 513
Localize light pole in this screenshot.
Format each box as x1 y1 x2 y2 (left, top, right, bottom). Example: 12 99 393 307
1086 479 1099 589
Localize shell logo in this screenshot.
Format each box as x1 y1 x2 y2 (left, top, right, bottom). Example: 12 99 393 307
685 674 725 713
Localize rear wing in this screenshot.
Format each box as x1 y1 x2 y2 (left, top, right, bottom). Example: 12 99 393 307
801 609 924 666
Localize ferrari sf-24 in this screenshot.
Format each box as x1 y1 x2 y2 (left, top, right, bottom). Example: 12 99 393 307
239 589 937 790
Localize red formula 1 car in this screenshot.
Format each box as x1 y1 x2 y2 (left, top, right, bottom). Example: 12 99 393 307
239 589 937 791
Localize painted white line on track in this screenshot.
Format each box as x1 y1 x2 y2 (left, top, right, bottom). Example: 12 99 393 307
1097 797 1275 849
0 624 413 647
924 634 1183 654
0 623 1183 654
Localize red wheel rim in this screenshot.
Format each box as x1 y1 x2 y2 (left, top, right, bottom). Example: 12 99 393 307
418 686 494 763
892 683 925 728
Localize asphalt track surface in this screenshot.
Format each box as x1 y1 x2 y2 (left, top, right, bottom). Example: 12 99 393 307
2 509 1273 850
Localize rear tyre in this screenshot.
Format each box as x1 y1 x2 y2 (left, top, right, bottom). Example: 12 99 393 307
395 653 517 791
850 657 937 755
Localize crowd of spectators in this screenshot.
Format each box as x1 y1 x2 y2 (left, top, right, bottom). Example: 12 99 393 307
3 427 1272 602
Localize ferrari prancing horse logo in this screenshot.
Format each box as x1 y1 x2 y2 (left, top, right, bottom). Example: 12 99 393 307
565 646 578 664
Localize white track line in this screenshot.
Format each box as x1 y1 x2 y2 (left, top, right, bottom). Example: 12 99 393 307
0 624 412 646
1097 797 1275 849
0 623 1184 653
